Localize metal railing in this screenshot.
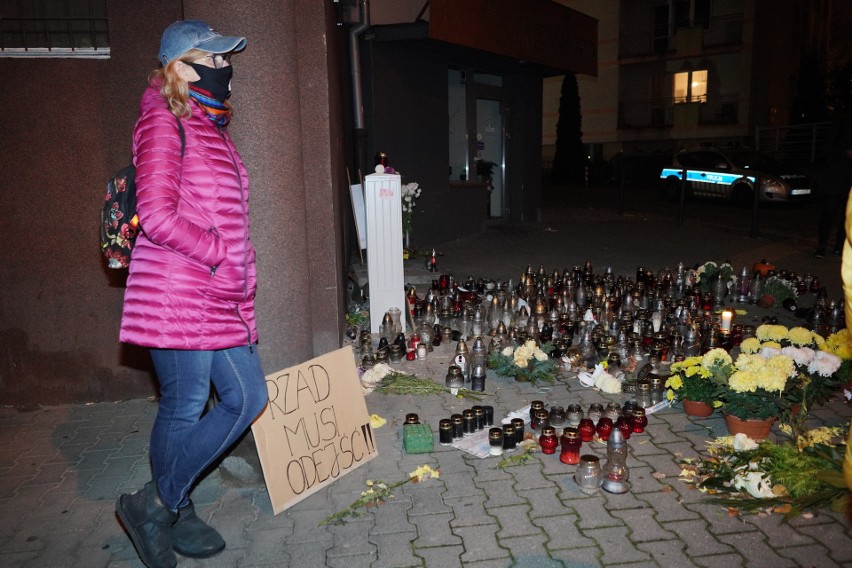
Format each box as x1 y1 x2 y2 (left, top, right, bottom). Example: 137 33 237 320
618 93 739 129
754 122 833 167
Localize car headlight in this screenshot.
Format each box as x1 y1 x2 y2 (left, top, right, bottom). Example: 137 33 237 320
759 178 786 193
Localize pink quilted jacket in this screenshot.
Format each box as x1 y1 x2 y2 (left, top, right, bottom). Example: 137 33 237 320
120 85 258 350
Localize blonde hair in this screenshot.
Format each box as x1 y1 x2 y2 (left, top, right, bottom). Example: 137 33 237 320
148 48 210 119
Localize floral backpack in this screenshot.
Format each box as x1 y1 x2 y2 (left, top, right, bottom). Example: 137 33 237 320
100 119 184 268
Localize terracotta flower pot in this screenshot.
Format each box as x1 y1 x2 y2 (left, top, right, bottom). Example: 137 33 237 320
682 399 714 418
723 414 776 441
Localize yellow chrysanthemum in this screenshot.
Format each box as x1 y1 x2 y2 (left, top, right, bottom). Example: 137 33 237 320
671 356 702 374
728 370 759 393
740 337 762 354
702 348 732 369
514 356 529 369
666 389 675 401
685 366 702 378
824 329 852 360
409 464 440 482
533 349 549 362
756 324 789 342
735 353 766 373
665 375 684 390
765 354 795 378
762 341 782 349
756 368 788 392
788 327 815 347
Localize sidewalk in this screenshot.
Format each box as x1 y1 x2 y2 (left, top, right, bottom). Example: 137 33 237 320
2 185 851 568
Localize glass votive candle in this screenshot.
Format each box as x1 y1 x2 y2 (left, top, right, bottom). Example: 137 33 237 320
575 454 603 494
489 427 504 456
631 408 648 433
438 419 453 445
533 408 550 431
578 418 596 442
530 400 545 422
502 424 517 452
539 426 559 455
622 400 638 418
511 418 526 444
462 409 476 436
605 402 622 421
451 414 464 439
472 406 485 431
587 403 604 424
404 413 420 425
560 427 582 465
596 417 614 441
482 406 494 427
614 416 632 440
548 405 566 428
566 404 583 427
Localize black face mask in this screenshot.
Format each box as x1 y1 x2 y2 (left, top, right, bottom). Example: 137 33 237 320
187 62 233 102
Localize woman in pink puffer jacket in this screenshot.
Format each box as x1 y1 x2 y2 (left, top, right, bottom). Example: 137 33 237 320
115 20 268 568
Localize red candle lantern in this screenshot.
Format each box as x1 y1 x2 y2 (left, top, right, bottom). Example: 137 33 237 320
538 426 559 455
596 417 614 441
559 427 582 465
578 418 596 442
631 408 648 433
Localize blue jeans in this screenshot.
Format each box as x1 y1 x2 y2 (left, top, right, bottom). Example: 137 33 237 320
149 345 268 512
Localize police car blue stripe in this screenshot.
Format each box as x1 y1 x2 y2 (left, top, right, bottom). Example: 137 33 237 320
660 168 755 184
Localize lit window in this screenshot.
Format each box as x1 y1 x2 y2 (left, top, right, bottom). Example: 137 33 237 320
0 0 109 58
673 70 707 103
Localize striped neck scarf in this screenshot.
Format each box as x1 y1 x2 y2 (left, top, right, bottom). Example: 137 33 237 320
189 87 231 126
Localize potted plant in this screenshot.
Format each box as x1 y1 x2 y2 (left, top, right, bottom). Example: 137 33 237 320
740 324 844 444
718 349 797 440
666 348 730 416
475 159 496 189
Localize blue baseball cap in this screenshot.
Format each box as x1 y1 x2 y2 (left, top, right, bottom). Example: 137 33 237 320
158 20 246 66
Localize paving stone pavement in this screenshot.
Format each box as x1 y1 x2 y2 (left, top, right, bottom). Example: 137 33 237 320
2 185 852 567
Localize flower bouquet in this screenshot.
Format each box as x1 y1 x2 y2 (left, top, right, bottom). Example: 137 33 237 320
488 340 556 385
319 464 439 526
665 348 731 410
401 182 422 244
694 260 735 292
756 275 797 309
679 427 850 519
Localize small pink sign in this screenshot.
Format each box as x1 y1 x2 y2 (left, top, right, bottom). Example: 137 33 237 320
379 187 394 198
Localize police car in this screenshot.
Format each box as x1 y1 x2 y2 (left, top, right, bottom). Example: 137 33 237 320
660 147 812 204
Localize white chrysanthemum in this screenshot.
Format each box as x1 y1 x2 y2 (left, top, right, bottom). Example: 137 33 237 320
780 345 815 367
732 433 758 451
732 471 775 498
501 346 514 357
594 371 622 394
808 350 842 377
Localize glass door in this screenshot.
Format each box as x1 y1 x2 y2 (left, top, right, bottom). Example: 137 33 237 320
475 98 504 218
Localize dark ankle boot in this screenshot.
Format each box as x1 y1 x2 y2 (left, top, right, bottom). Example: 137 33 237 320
116 481 178 568
171 500 226 558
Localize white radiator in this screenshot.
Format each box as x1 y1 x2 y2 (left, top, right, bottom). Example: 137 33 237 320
364 173 407 333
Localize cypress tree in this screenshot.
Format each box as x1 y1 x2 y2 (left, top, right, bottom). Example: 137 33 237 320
551 73 585 184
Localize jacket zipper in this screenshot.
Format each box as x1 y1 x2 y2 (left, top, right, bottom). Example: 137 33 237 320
218 124 253 350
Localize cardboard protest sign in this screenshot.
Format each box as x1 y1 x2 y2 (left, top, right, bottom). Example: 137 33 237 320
252 347 377 515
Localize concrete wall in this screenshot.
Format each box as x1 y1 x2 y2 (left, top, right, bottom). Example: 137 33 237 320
0 0 345 406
